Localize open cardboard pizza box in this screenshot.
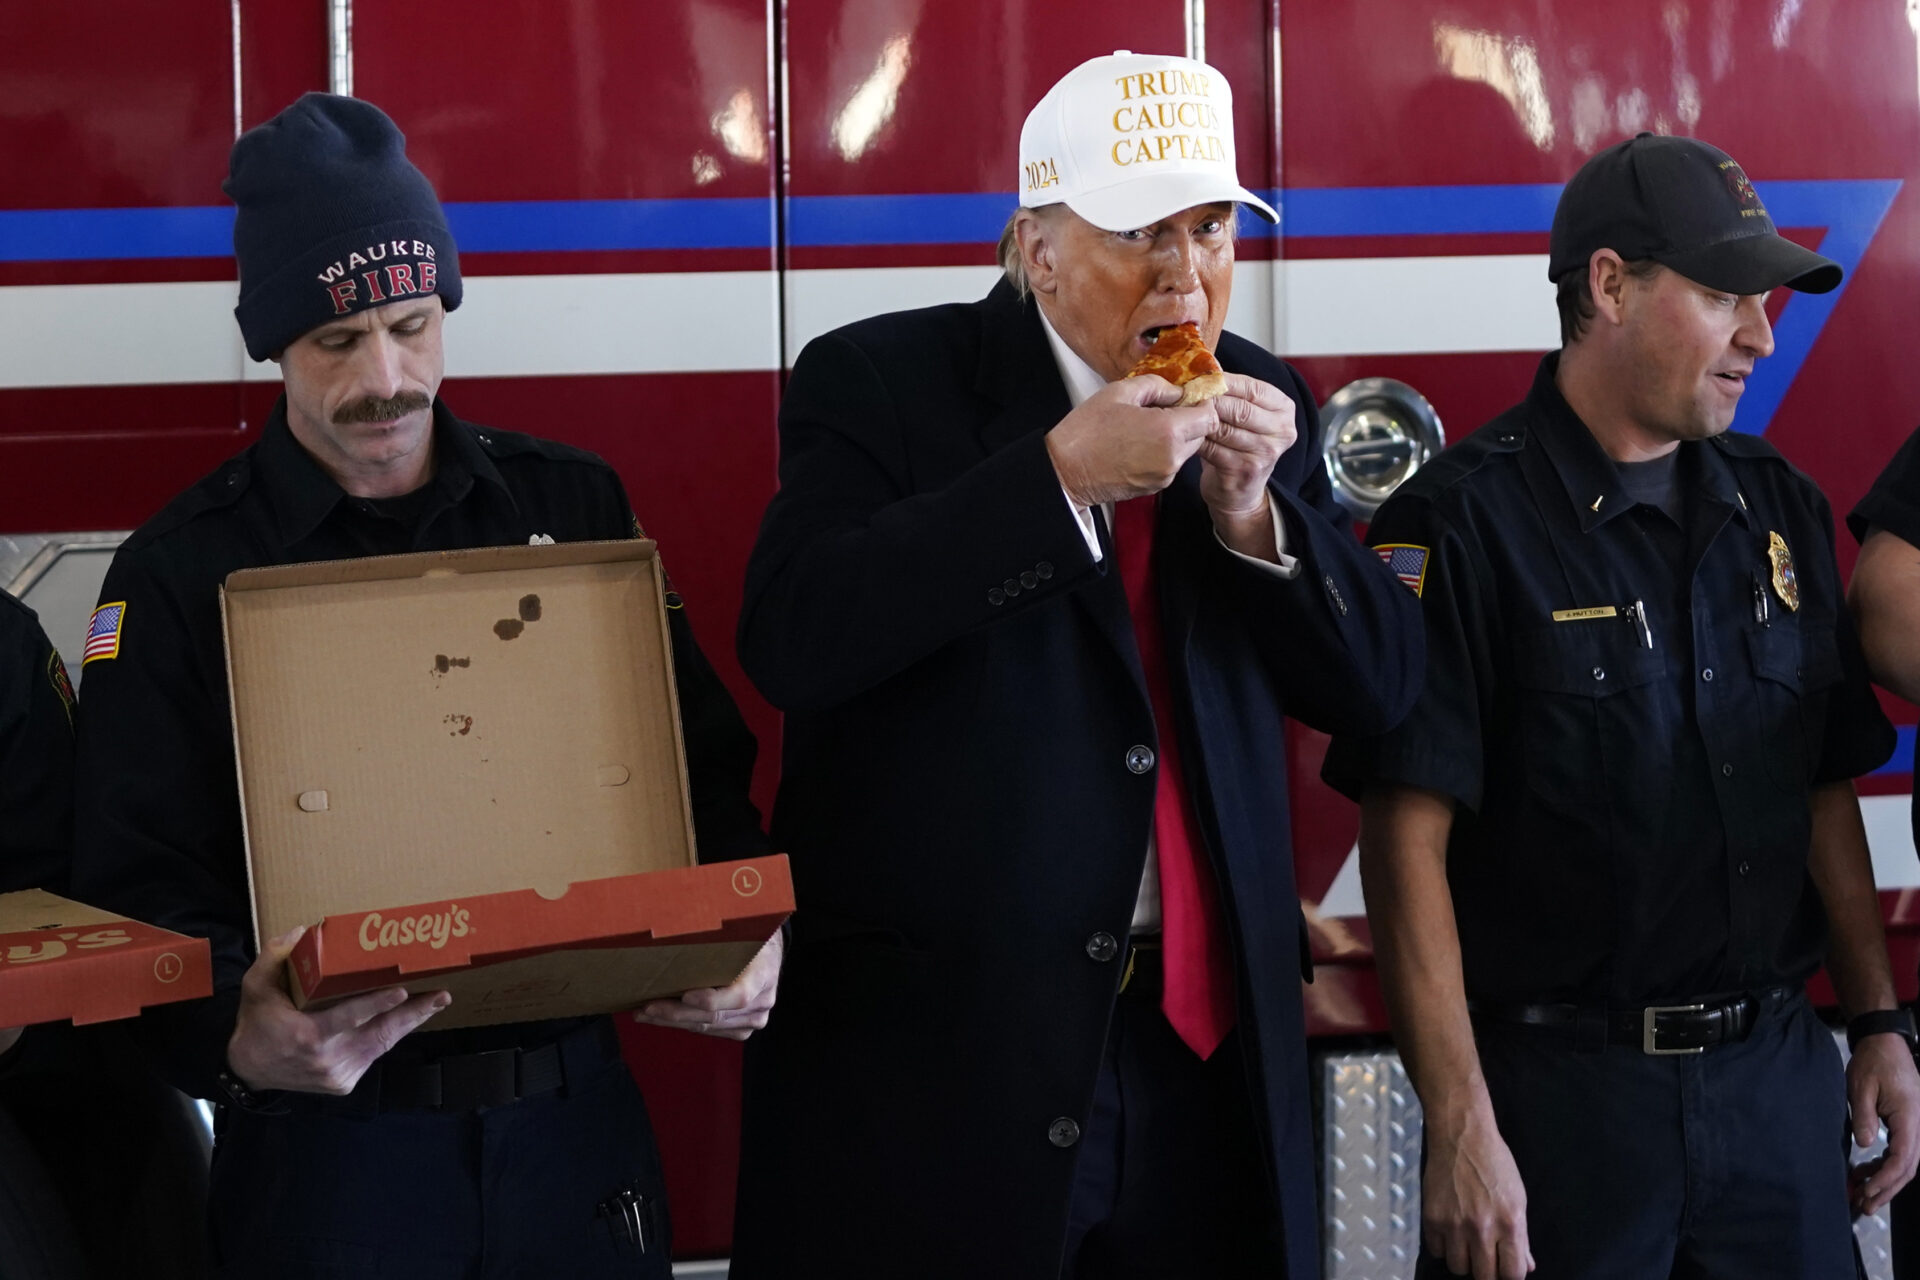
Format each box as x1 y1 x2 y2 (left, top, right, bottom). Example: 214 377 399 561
220 539 791 1031
0 889 212 1027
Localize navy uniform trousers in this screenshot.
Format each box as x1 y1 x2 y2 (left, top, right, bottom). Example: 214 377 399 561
1416 990 1858 1280
208 1023 670 1279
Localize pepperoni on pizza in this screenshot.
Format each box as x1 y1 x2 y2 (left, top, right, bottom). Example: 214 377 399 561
1125 321 1227 405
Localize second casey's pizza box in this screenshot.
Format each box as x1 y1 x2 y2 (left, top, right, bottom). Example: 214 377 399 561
220 540 792 1030
0 889 212 1027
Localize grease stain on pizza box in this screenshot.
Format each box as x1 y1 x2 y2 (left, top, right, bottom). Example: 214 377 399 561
0 889 212 1027
221 540 791 1030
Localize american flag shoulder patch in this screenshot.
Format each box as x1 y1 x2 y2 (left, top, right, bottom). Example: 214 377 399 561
1375 544 1430 597
84 601 126 665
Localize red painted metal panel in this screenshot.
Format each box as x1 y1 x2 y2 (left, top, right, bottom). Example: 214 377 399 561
238 0 329 131
2 3 234 210
1205 0 1279 201
787 0 1188 199
781 0 1189 275
352 0 775 204
1283 1 1920 186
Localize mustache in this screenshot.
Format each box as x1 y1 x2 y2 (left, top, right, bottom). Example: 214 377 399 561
332 391 431 425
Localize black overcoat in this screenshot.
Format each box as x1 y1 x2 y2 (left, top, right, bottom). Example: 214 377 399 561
730 280 1422 1277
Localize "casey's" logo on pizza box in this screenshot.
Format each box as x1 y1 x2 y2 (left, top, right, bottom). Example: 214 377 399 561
358 903 473 952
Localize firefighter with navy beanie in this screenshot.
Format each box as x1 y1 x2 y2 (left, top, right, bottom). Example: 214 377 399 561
225 91 462 362
69 93 780 1276
1327 132 1920 1280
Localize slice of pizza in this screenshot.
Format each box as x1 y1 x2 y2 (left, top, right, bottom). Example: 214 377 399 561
1125 321 1228 405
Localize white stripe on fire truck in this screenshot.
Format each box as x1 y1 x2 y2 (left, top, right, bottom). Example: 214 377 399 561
0 257 1560 390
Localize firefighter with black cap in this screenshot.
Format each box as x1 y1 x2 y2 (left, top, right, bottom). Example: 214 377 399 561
69 92 779 1276
1326 132 1920 1280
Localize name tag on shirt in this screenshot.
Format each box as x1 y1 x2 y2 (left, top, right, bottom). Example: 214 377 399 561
1551 606 1619 622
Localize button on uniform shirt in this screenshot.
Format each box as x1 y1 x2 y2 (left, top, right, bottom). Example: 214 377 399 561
1848 424 1920 856
0 590 76 895
70 401 768 1097
1035 309 1297 933
1325 354 1893 1006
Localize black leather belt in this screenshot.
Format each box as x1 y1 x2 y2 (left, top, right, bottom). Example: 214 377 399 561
1472 987 1794 1055
299 1018 622 1115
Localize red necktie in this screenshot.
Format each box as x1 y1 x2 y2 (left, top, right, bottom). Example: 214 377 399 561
1109 496 1236 1060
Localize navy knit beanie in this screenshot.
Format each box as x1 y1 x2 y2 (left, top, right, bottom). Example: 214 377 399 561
226 93 462 361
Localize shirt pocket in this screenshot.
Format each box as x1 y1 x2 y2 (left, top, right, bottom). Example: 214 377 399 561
1745 621 1842 787
1511 623 1668 811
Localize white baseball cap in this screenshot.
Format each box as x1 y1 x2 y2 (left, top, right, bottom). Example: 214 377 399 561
1017 50 1278 232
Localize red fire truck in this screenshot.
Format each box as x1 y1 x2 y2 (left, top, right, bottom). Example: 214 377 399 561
8 1 1920 1275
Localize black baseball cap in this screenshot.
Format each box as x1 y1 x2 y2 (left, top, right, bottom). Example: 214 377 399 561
1548 132 1840 296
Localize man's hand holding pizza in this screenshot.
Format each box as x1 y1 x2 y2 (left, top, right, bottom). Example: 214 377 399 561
1046 374 1219 508
1200 372 1297 559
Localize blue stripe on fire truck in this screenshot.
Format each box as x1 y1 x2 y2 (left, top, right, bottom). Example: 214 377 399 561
0 180 1899 439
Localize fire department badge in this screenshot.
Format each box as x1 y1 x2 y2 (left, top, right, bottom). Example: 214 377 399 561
1767 531 1800 612
46 650 75 725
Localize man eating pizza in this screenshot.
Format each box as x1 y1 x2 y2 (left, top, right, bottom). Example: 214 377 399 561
730 49 1422 1279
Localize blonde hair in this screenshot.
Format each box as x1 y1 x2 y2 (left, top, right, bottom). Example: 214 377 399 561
997 206 1054 300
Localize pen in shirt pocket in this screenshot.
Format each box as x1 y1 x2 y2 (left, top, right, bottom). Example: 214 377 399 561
1623 599 1653 649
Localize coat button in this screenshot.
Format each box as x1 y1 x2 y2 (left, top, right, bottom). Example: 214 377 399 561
1592 667 1605 681
1126 744 1155 774
1085 932 1118 963
1036 561 1054 580
1722 763 1735 777
1048 1117 1081 1148
1003 579 1021 598
1020 571 1039 590
1738 860 1753 877
1702 668 1714 682
988 588 1006 606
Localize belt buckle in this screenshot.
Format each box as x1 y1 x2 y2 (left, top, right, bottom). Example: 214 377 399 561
441 1047 520 1109
1642 1003 1707 1055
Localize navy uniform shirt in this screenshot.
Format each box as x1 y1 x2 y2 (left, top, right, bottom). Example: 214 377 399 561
1849 425 1920 851
70 400 767 1099
0 591 75 895
1326 354 1892 1006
